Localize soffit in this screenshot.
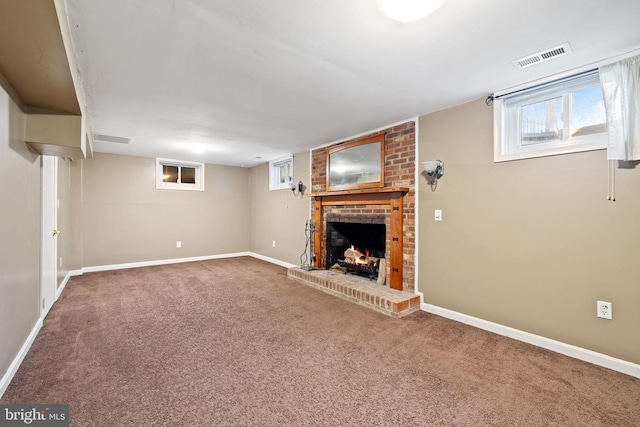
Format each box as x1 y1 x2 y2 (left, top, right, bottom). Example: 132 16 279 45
0 0 80 115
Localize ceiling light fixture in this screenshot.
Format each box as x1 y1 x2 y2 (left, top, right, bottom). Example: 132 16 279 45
190 144 206 154
377 0 447 22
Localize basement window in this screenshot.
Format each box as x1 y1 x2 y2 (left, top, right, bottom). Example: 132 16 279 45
156 158 204 191
494 70 607 162
269 155 294 190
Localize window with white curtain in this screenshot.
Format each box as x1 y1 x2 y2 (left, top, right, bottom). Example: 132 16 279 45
494 71 608 162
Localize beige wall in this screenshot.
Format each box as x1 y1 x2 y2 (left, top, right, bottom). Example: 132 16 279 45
418 98 640 364
57 157 82 285
81 150 312 267
249 151 311 265
0 87 41 378
81 153 251 267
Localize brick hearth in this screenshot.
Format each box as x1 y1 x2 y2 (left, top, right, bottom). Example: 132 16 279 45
287 267 420 318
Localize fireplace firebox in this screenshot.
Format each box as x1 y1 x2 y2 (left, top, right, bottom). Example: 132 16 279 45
326 221 385 280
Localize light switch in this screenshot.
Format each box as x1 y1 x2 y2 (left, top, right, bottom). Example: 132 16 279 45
435 209 442 221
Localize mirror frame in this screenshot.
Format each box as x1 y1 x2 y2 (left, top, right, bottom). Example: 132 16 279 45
326 133 385 192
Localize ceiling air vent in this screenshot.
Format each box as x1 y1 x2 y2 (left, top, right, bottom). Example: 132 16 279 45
512 43 572 69
92 133 133 145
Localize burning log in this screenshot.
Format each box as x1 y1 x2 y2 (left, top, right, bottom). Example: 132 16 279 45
333 245 382 281
344 246 365 264
343 245 379 268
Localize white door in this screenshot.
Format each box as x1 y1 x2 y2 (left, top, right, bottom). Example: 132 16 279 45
40 155 58 319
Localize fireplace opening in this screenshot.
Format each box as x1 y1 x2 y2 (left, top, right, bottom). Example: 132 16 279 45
326 221 385 280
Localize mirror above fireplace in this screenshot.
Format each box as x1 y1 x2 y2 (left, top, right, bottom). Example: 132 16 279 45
326 133 385 191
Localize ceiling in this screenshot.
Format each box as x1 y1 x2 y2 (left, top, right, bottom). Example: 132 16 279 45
9 1 640 167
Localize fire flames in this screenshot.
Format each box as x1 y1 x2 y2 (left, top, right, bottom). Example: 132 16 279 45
344 245 375 266
331 244 382 280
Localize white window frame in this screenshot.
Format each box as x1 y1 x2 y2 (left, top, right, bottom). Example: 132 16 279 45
494 71 607 162
269 155 294 191
156 158 205 191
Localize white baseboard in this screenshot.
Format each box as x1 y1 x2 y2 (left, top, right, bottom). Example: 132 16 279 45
421 303 640 379
82 252 295 273
82 252 255 273
248 252 296 268
56 269 82 300
0 318 43 399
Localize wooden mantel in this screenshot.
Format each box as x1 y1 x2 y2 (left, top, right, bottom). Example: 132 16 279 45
307 187 409 198
306 187 409 290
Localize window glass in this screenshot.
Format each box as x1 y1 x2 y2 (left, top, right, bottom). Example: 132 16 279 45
181 167 196 184
570 85 607 137
278 163 289 184
521 97 563 145
162 165 179 183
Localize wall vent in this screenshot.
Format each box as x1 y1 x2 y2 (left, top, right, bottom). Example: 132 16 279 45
512 43 572 69
92 133 132 145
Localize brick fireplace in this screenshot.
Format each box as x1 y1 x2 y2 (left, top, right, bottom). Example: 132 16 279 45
308 121 416 292
287 121 418 317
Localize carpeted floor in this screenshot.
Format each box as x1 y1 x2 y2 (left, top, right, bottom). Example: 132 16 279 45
2 257 639 426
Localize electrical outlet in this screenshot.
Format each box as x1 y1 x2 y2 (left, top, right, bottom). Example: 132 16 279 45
59 256 63 268
176 241 182 248
597 300 612 320
272 240 276 248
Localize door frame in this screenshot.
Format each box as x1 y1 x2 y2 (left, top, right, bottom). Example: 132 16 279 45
40 155 58 319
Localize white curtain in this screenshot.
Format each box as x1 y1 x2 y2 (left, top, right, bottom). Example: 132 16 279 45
599 55 640 160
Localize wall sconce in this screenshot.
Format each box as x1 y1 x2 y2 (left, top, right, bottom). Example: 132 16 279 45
421 160 444 191
289 180 305 196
